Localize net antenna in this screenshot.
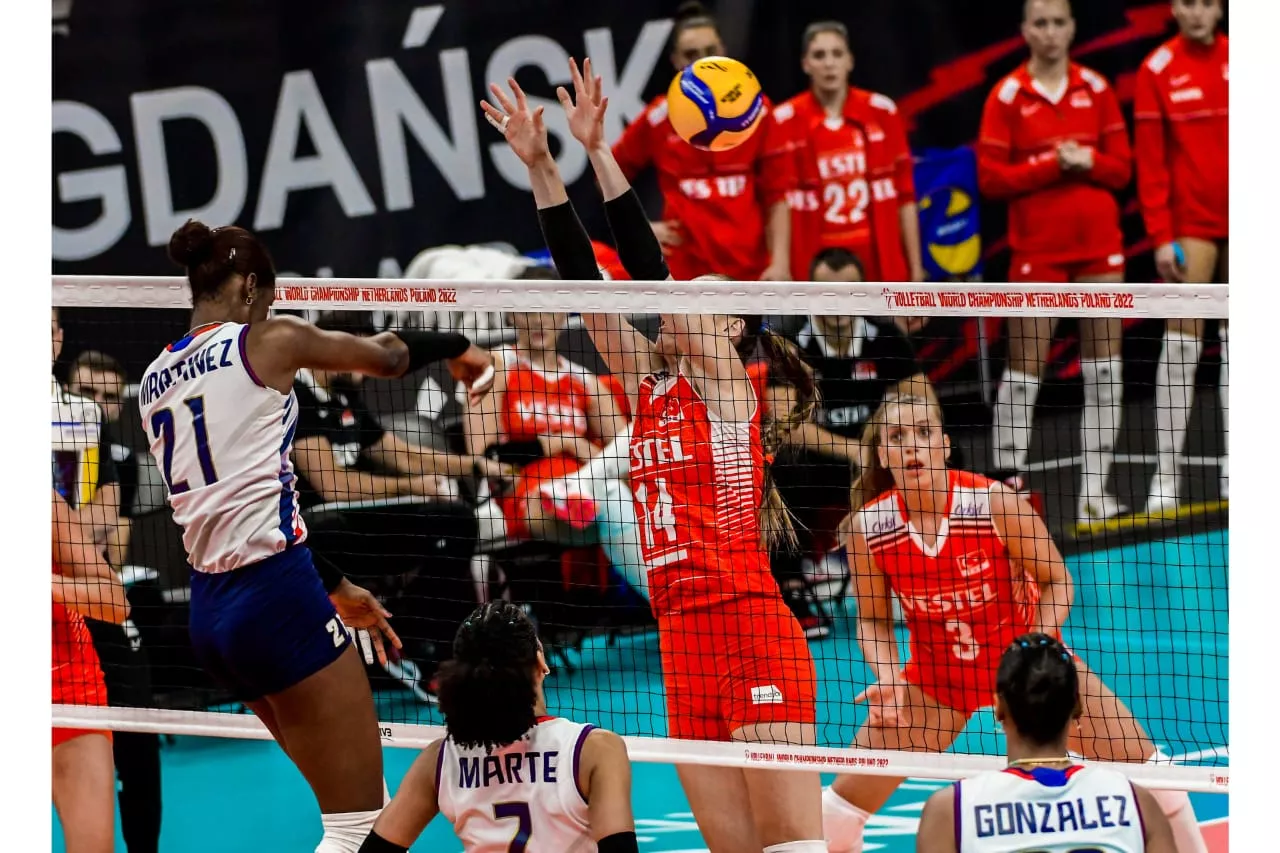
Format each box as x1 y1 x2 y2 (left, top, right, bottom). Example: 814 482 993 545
51 275 1229 793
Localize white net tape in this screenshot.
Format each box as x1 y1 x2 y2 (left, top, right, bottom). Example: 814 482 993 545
52 276 1228 318
52 275 1229 792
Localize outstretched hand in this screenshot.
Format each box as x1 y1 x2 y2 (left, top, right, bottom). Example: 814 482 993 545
481 77 550 167
557 56 609 150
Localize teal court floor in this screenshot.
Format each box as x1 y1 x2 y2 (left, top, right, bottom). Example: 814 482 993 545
55 531 1229 851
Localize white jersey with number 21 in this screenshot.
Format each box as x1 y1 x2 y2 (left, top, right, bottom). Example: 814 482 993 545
138 321 306 574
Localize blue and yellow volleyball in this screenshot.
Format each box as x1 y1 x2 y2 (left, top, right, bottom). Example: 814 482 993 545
666 56 765 152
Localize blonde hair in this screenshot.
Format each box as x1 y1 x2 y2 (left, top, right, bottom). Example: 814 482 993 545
849 379 945 512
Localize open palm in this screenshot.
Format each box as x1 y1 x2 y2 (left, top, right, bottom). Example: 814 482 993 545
481 77 550 167
557 56 609 150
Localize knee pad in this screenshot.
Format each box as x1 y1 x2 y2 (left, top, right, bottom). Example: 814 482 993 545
315 809 381 853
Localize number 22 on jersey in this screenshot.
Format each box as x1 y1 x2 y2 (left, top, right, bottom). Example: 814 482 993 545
150 395 218 494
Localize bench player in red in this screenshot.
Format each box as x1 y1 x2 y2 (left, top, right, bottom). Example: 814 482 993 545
483 59 829 852
819 392 1208 853
1135 0 1229 511
52 489 131 853
978 0 1131 524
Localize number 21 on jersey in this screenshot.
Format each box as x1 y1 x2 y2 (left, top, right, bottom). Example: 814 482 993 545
150 395 218 494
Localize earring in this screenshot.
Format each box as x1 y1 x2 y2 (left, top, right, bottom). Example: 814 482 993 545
244 294 254 306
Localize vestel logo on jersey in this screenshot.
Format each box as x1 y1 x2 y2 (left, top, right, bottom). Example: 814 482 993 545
898 582 996 616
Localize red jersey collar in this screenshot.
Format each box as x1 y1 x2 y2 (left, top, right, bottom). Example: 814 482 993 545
1178 31 1226 57
798 87 874 123
1012 62 1090 103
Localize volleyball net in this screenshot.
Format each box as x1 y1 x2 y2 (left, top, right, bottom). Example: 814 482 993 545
50 276 1228 792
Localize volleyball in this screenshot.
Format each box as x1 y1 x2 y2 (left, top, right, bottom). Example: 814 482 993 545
666 56 765 152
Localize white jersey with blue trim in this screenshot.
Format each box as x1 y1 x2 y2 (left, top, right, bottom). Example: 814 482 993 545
956 764 1146 852
436 716 598 853
138 321 305 573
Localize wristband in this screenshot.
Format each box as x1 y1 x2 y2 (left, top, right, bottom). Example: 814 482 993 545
311 550 347 594
395 331 472 374
597 831 640 853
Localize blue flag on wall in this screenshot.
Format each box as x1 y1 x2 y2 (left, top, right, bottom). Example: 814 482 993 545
914 147 983 281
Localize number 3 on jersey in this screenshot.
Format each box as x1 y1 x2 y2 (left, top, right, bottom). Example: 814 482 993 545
945 619 980 661
150 395 218 494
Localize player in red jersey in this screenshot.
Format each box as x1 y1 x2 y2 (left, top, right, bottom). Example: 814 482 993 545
768 21 925 293
483 59 829 852
465 309 628 547
52 489 131 853
818 393 1208 853
978 0 1131 525
1134 0 1229 511
611 1 793 282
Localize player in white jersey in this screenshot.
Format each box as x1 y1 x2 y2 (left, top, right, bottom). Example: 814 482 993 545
141 220 495 853
916 633 1176 853
360 601 637 853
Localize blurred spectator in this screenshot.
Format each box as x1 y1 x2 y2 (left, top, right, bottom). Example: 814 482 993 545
68 351 135 566
612 0 792 281
52 317 162 853
761 248 934 636
977 0 1130 524
1135 0 1229 509
463 289 647 604
769 20 926 299
290 311 500 696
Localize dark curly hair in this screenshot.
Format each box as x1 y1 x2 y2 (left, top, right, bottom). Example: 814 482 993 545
436 601 543 752
996 632 1080 746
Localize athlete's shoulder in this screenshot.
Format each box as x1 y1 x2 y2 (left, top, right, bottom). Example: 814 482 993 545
992 68 1028 105
643 95 670 127
856 490 903 538
1145 38 1180 74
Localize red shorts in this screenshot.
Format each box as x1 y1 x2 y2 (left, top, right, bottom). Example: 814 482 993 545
902 634 1074 715
52 727 112 749
658 595 817 741
1009 252 1125 283
498 456 581 540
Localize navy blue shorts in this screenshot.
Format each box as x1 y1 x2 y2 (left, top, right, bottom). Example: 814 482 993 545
188 545 350 701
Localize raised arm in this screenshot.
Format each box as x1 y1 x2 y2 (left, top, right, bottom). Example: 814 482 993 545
483 70 661 407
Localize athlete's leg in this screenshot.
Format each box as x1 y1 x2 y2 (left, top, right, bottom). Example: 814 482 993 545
730 722 825 850
1150 237 1216 511
246 698 289 754
675 765 765 853
1075 271 1126 522
53 733 116 853
825 685 970 852
1071 660 1207 853
264 646 385 814
991 316 1055 474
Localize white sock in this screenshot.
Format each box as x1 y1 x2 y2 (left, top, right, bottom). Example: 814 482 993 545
822 786 870 853
991 369 1041 472
315 808 382 852
1079 357 1122 501
1219 325 1229 491
764 842 830 852
1152 331 1201 486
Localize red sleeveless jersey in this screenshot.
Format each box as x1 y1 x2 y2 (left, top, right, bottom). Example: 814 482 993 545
52 560 108 708
855 470 1039 710
630 371 776 617
499 351 593 445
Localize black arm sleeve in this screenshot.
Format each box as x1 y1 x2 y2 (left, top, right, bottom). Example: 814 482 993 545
536 201 604 282
597 831 640 853
602 188 670 282
394 331 472 374
356 831 409 853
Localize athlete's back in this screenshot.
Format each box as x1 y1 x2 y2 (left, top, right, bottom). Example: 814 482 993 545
138 321 305 573
437 716 598 852
956 764 1147 852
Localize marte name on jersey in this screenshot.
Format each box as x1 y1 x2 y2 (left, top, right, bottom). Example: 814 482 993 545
457 749 562 789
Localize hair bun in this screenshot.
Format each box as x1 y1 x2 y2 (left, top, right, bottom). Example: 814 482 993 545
675 0 712 21
168 219 215 268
